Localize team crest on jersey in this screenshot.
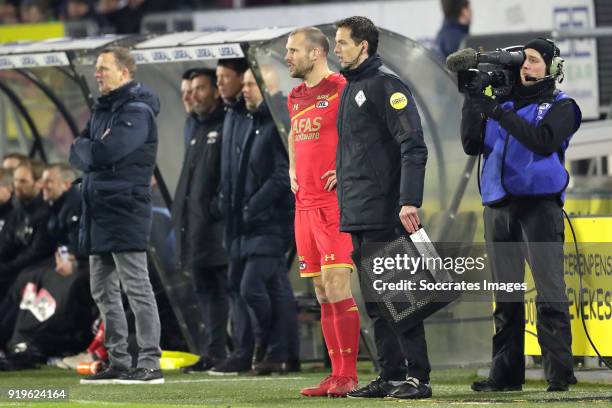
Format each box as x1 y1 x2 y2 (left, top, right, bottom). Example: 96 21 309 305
316 100 329 109
207 131 219 144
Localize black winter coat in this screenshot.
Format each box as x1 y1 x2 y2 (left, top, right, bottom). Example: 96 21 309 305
47 187 82 258
336 56 428 232
0 195 53 292
69 81 159 254
219 99 292 258
172 104 227 271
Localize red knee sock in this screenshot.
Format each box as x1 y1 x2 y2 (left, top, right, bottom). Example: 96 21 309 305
331 297 360 380
320 302 342 377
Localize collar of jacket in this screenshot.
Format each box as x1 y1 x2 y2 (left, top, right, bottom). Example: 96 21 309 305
341 55 383 81
96 80 138 108
441 17 469 34
249 99 271 118
49 186 79 213
12 193 45 215
224 93 247 112
194 102 225 125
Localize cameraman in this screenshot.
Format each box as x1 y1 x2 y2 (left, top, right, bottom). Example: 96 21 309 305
461 38 581 392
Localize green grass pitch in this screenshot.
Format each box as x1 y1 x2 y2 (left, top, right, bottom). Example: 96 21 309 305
0 364 610 407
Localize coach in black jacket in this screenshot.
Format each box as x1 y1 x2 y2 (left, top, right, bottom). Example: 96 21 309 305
172 68 228 370
334 17 431 400
213 64 295 375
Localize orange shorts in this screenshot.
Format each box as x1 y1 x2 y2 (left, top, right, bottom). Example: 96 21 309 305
295 205 354 278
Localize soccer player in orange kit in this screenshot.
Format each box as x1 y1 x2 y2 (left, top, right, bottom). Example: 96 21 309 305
286 26 360 398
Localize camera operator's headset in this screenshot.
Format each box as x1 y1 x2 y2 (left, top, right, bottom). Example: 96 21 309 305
539 38 564 82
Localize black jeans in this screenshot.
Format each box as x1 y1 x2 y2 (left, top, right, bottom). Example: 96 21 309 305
483 198 573 385
351 228 431 383
193 265 229 362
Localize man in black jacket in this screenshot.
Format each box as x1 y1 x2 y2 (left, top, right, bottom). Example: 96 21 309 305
70 47 162 384
334 17 432 400
0 160 53 301
212 64 296 375
172 68 228 372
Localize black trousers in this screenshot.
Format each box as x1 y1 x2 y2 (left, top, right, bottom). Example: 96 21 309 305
483 199 574 385
351 228 431 383
193 265 229 362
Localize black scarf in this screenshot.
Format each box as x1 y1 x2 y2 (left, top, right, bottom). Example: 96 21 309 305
511 78 556 110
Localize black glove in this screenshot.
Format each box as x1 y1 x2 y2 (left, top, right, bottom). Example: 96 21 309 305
471 94 504 120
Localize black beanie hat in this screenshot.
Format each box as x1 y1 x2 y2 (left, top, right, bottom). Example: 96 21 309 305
523 38 556 67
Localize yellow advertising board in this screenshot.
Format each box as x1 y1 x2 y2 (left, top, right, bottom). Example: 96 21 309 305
524 217 612 356
0 23 64 43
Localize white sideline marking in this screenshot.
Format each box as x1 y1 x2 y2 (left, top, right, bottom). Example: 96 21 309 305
168 376 307 384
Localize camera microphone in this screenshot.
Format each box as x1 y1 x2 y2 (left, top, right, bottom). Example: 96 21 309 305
446 48 478 72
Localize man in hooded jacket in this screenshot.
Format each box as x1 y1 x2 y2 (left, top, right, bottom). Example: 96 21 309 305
69 46 163 384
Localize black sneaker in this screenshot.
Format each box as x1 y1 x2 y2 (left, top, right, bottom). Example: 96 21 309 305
115 368 164 384
208 357 251 376
253 343 267 365
388 377 432 399
80 366 128 385
347 376 399 398
285 358 301 373
182 357 217 374
546 382 569 392
471 378 522 392
251 360 285 376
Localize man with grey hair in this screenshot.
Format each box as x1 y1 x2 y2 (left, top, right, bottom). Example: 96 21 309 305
70 46 163 384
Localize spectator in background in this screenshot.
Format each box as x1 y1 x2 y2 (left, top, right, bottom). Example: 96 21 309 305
181 68 195 151
2 153 27 171
20 0 52 23
434 0 472 59
0 169 13 232
0 163 93 368
0 160 53 301
98 0 167 34
60 0 103 25
0 0 19 24
213 65 295 375
173 68 228 373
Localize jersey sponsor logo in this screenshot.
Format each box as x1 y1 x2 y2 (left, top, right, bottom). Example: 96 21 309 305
390 92 408 110
293 103 299 111
324 254 335 261
292 116 322 141
316 100 329 109
355 90 366 107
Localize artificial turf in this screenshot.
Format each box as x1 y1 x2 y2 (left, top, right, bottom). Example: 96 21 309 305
0 364 610 407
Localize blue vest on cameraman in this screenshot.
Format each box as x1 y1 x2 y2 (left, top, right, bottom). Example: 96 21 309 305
480 90 580 205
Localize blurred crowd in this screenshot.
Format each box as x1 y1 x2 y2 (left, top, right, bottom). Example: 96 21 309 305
0 0 325 33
